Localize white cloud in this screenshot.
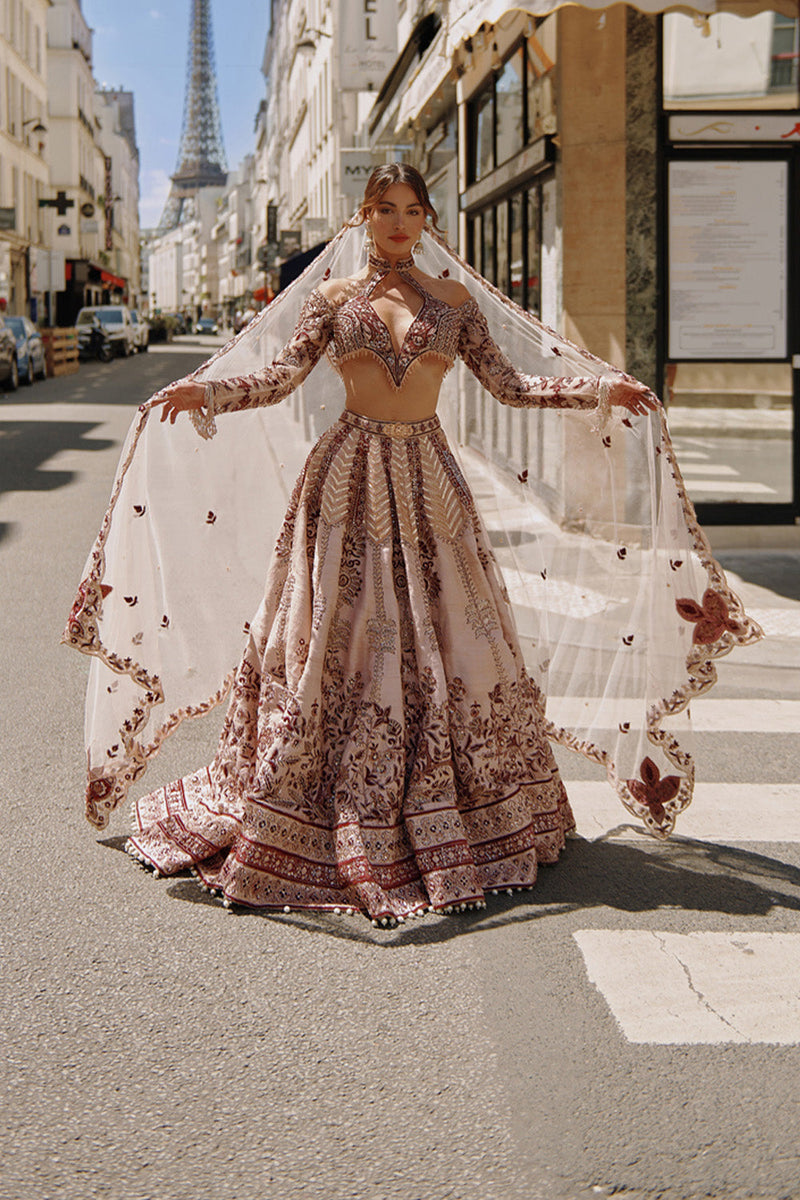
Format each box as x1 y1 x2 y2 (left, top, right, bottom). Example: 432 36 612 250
139 167 171 229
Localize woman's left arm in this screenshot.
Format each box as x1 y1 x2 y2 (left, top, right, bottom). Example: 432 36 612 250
457 299 657 415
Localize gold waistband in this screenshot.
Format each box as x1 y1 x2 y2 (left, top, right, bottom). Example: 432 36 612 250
339 411 441 439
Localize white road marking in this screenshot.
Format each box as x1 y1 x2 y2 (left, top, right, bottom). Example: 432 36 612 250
549 698 800 733
679 464 739 476
573 931 800 1044
565 781 800 843
686 481 776 494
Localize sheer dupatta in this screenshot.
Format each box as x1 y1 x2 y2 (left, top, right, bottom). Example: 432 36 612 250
64 220 761 833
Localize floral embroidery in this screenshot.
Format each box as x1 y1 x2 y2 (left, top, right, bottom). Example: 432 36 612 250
676 589 742 645
627 757 681 826
457 303 600 410
126 416 575 918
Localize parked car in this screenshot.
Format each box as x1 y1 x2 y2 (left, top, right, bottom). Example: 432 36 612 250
0 314 18 390
195 316 220 335
75 305 136 357
5 315 45 384
129 308 150 352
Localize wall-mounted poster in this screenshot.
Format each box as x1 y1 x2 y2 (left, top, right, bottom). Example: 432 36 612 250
668 159 787 360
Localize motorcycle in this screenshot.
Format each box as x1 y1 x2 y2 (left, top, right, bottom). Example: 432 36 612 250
78 319 113 363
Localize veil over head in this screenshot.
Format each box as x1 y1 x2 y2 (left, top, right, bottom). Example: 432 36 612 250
64 219 761 833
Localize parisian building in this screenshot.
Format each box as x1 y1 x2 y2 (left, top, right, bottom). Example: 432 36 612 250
46 0 141 322
0 0 50 317
365 0 799 528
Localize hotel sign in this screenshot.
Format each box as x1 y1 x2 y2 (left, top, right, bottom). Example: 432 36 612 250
339 0 397 92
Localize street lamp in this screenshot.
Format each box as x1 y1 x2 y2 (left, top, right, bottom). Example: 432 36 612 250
296 27 332 56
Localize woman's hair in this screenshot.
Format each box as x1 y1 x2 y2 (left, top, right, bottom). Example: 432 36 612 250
351 163 441 231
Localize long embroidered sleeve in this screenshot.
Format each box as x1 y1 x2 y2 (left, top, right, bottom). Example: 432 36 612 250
458 299 601 410
190 291 333 437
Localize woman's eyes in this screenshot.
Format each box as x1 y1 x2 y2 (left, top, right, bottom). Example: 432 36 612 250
378 208 422 215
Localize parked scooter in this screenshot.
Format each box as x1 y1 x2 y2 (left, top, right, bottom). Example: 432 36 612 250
78 317 113 363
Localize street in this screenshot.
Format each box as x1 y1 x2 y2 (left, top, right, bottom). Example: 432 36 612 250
2 353 800 1200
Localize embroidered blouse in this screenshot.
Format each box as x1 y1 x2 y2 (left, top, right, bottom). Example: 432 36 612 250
192 252 602 435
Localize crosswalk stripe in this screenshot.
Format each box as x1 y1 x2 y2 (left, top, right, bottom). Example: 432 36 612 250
565 781 800 843
573 931 800 1044
549 698 800 733
680 463 739 476
686 480 775 494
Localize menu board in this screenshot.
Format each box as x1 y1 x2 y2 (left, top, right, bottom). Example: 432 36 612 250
668 160 787 360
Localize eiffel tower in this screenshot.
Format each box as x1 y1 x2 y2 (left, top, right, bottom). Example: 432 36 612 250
158 0 227 232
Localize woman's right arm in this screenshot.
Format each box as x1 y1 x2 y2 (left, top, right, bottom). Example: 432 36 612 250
156 290 333 432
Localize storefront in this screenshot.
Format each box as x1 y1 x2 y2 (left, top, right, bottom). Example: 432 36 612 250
382 0 799 526
659 9 799 525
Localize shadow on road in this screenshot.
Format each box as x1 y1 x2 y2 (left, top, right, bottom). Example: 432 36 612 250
0 418 115 545
0 418 114 490
89 829 800 947
717 551 800 604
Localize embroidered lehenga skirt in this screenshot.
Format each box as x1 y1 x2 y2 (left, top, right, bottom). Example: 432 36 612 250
128 411 575 921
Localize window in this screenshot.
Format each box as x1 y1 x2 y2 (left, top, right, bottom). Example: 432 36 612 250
467 29 556 184
473 88 493 179
467 179 544 313
663 12 800 110
771 14 799 94
495 47 525 165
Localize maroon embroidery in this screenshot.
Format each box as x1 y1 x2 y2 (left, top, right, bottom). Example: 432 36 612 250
458 303 600 410
126 417 575 919
330 284 465 388
627 758 680 825
203 290 334 414
676 589 742 645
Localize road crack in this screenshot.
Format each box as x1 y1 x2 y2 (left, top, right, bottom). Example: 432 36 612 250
653 933 749 1042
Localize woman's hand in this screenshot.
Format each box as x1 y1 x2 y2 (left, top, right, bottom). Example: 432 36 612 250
607 378 659 415
153 379 207 424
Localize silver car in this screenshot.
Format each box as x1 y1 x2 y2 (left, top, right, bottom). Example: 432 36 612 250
75 305 137 357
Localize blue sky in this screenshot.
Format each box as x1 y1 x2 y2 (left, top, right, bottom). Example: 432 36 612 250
82 1 270 228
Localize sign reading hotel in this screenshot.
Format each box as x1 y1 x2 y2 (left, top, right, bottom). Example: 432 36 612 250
668 160 787 360
339 0 397 92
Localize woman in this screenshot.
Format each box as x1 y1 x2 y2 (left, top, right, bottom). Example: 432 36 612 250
65 164 757 925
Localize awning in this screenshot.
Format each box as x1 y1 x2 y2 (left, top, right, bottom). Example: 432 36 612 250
100 269 126 290
396 28 454 131
394 0 798 132
442 0 799 52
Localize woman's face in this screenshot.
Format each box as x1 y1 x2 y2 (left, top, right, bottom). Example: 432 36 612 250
367 182 427 260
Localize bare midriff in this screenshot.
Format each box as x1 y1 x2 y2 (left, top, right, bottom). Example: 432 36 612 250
340 352 449 423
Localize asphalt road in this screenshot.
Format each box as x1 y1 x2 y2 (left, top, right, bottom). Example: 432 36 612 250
2 349 800 1200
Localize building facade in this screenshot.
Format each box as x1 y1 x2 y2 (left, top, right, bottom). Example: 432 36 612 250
95 88 141 307
373 1 799 527
0 0 50 317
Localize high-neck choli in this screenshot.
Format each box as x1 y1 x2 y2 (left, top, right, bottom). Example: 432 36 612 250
326 251 472 389
366 249 416 278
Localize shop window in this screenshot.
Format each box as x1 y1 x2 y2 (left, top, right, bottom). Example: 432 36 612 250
509 192 524 308
467 29 556 184
663 12 800 110
481 206 495 285
496 47 525 166
473 89 494 180
522 187 542 314
771 14 799 92
496 201 509 294
467 180 544 313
